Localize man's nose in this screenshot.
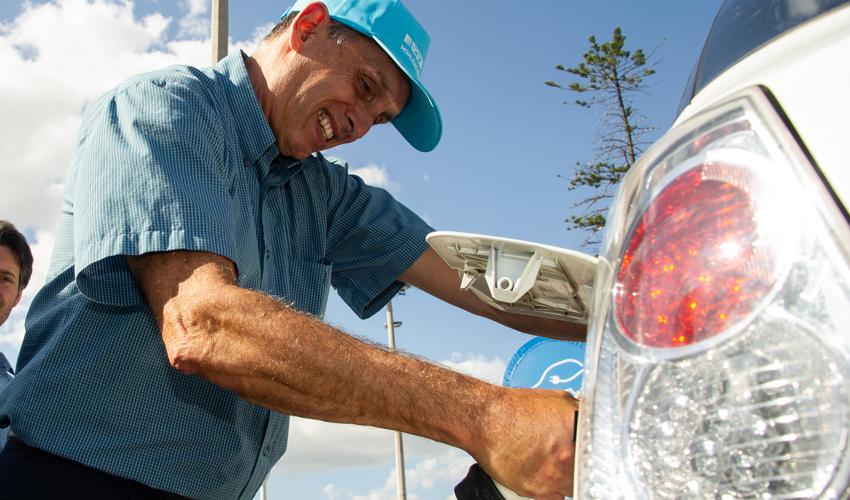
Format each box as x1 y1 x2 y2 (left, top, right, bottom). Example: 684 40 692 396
344 105 374 140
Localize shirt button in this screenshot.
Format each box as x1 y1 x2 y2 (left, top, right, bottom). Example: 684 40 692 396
265 250 270 260
262 446 271 457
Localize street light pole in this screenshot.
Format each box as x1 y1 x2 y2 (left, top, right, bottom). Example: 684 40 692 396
385 300 408 500
211 0 228 64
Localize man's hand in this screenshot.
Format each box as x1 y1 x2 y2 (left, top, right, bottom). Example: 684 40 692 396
401 249 582 498
475 389 577 499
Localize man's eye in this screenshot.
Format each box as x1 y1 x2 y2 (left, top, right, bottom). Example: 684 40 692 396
360 77 375 100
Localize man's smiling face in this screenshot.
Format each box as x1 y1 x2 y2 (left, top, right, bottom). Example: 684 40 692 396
263 4 411 159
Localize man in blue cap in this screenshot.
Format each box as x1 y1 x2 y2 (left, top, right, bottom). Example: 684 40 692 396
0 1 580 499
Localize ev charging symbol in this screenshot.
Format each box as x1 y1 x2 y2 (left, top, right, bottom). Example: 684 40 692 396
503 338 586 397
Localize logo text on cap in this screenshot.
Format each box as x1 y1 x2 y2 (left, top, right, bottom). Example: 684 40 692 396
401 33 423 77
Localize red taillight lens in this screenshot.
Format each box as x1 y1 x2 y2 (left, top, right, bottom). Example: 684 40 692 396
615 163 774 348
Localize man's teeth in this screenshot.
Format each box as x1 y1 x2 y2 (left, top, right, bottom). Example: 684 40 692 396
319 110 333 141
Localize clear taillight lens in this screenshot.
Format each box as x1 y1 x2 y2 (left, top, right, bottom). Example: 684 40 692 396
575 87 850 499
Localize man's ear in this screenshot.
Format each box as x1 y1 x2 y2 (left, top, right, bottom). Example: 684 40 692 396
289 2 330 52
12 288 22 308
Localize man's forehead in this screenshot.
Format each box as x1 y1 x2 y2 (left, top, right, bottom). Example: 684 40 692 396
355 37 411 102
354 35 404 81
366 53 407 91
0 245 20 272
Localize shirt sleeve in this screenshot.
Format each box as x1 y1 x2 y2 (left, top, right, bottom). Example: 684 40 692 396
70 79 238 306
323 159 433 319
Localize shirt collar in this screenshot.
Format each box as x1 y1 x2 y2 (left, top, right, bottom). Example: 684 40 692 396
262 154 304 188
214 51 278 171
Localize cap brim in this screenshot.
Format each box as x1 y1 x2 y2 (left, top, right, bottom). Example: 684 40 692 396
392 77 442 152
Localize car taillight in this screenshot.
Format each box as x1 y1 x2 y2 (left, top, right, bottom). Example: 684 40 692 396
615 163 775 348
575 87 850 499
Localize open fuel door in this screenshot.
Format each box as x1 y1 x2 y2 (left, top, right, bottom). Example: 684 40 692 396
426 231 597 325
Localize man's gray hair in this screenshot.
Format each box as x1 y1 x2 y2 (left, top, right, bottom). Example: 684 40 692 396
263 11 361 47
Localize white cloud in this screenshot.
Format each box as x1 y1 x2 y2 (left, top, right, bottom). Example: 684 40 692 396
402 449 473 495
349 164 400 192
440 353 506 385
322 448 473 500
322 483 348 500
178 0 208 38
252 22 276 43
275 417 451 475
276 418 395 472
184 0 207 17
322 158 402 192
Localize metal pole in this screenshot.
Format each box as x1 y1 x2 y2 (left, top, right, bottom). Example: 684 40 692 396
386 301 408 500
212 0 255 493
260 477 267 500
211 0 228 64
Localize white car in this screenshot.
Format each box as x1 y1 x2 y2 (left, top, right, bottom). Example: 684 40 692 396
576 0 850 498
437 1 850 498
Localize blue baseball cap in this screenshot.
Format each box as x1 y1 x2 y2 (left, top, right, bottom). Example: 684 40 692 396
282 0 442 152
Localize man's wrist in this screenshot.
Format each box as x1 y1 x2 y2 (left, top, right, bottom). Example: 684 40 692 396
454 383 508 460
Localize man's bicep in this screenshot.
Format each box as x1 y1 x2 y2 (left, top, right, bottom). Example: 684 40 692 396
126 250 237 325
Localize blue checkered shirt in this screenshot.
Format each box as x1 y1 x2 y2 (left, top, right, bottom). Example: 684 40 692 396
0 52 431 499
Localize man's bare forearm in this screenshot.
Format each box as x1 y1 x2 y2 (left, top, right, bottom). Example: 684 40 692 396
130 251 497 455
187 285 498 449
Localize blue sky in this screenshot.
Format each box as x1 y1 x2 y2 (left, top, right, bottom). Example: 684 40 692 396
0 1 722 498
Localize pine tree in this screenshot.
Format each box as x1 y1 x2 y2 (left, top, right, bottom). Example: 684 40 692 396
546 27 656 249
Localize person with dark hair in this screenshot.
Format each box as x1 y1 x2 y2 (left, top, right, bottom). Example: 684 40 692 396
0 2 580 499
0 220 33 327
0 220 31 456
